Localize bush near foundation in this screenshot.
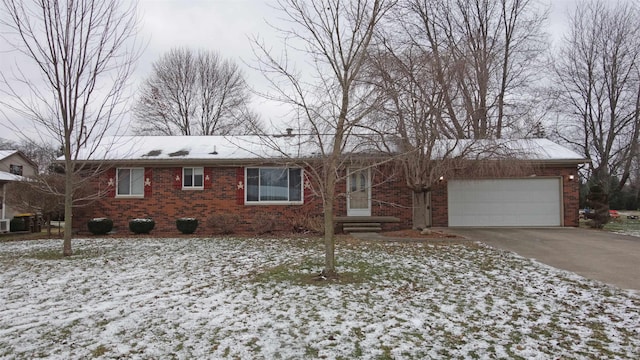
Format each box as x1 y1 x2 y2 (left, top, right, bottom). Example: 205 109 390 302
289 211 324 235
176 218 198 234
87 218 113 235
207 213 240 234
252 213 277 235
129 218 155 234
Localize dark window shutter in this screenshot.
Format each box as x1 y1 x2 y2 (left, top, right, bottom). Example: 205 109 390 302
174 168 182 189
236 167 245 205
106 168 117 198
204 167 213 189
144 168 153 197
303 170 313 203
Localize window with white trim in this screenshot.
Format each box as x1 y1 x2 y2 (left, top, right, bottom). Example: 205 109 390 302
183 167 204 189
246 167 302 203
117 168 144 197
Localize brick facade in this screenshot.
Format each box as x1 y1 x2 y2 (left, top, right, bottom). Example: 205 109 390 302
75 163 579 235
75 165 413 235
430 165 580 227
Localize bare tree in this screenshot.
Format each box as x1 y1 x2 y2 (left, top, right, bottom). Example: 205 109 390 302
364 43 457 229
134 48 260 135
0 0 140 255
362 1 549 227
400 0 547 139
252 0 393 278
552 0 640 227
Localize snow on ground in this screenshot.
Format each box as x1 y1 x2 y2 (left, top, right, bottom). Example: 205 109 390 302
614 229 640 238
0 237 639 359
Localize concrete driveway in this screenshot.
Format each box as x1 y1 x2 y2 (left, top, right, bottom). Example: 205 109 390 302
446 227 640 291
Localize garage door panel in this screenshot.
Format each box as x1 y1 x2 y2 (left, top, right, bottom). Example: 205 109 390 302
448 179 561 227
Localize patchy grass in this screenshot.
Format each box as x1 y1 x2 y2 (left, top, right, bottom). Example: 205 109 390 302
580 210 640 237
604 215 640 237
0 237 639 359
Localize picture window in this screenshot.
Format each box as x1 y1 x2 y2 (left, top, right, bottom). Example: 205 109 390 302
246 168 302 204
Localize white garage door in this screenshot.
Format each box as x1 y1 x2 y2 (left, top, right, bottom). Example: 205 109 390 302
448 178 562 227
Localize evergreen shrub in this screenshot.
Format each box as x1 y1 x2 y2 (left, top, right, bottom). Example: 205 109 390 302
129 218 155 234
176 218 198 234
87 218 113 235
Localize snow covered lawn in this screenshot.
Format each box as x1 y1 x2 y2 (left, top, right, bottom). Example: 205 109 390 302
1 237 639 359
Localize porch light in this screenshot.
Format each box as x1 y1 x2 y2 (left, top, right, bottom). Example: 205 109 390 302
439 176 444 182
568 174 575 181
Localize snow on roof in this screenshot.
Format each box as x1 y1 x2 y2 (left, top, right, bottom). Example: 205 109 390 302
69 136 587 163
432 138 586 162
0 170 25 182
71 135 314 162
511 139 586 160
0 150 18 161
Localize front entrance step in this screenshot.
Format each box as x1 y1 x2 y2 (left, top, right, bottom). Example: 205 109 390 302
343 222 382 233
343 226 383 233
344 222 382 227
334 216 400 223
335 217 398 234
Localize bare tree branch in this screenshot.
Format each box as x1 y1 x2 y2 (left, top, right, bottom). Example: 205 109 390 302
251 0 394 277
134 48 261 136
552 0 640 227
0 0 141 255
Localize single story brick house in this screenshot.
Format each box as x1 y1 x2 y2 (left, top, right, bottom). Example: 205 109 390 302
70 136 587 234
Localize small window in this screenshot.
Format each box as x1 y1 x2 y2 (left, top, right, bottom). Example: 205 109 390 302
183 167 204 189
9 164 23 176
117 168 144 197
246 167 303 204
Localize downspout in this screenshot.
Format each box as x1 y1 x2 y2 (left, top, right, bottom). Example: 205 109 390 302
1 183 5 220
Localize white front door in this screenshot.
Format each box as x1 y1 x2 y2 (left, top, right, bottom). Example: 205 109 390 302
347 169 371 216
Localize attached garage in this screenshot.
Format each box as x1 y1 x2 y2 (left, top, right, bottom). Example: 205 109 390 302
447 178 562 227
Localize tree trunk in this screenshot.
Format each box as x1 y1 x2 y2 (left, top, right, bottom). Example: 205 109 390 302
322 161 337 278
46 214 51 237
586 168 611 229
322 197 336 278
412 191 430 229
63 158 73 256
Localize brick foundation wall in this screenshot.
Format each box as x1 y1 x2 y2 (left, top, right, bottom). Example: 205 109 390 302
430 165 580 227
75 165 413 235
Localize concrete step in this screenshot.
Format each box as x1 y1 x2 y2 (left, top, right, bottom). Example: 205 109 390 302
343 226 383 233
344 222 382 227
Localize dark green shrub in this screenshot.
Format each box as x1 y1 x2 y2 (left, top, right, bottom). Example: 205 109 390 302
10 217 26 232
129 218 155 234
87 218 113 235
176 218 198 234
586 185 609 229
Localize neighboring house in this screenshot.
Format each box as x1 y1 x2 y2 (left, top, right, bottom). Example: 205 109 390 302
0 150 38 232
70 136 587 234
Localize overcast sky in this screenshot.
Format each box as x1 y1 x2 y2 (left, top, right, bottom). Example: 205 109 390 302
0 0 584 143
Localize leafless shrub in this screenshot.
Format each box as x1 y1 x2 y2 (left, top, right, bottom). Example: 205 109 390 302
207 213 241 235
289 211 324 235
252 213 278 235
